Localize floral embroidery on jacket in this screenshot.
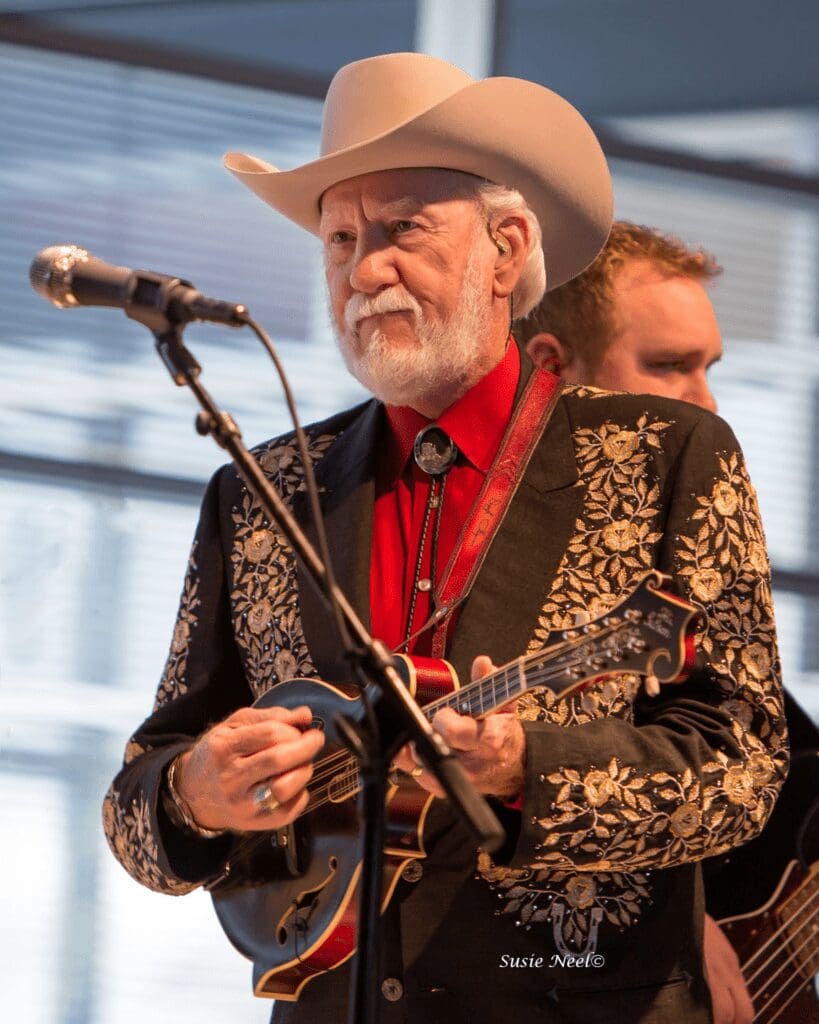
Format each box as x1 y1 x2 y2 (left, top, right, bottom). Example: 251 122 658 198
229 432 335 699
532 731 780 873
481 407 785 939
478 851 652 952
123 738 147 765
523 411 671 727
107 427 340 896
676 452 782 745
526 428 784 868
154 543 201 709
102 785 194 895
516 674 642 728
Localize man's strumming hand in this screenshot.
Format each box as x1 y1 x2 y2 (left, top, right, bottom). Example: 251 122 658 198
173 705 325 833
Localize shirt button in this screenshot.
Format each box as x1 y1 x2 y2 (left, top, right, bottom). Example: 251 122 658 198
381 978 404 1002
417 578 432 592
402 860 423 883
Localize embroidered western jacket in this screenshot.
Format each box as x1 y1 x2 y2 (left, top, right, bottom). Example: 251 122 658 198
103 363 787 1023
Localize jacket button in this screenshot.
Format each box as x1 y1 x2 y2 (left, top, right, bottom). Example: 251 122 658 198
381 978 404 1002
402 860 423 883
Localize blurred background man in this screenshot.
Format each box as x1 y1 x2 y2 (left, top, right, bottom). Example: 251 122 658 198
519 221 819 1024
522 221 722 411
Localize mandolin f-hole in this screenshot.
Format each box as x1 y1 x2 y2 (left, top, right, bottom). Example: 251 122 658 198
275 856 339 946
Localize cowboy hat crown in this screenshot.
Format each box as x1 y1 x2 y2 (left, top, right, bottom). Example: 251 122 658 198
225 52 613 291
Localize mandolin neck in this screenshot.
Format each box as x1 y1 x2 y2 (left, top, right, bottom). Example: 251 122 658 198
423 656 530 722
412 573 698 722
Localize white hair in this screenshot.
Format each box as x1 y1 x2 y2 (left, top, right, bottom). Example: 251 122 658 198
473 179 547 319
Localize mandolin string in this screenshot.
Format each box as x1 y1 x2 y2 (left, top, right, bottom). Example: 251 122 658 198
221 640 626 866
326 615 635 771
743 903 818 986
305 634 627 792
300 626 628 794
756 948 819 1024
302 643 639 807
747 930 819 1023
312 628 644 803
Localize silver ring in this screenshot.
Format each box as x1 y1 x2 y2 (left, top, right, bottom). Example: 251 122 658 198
253 782 280 814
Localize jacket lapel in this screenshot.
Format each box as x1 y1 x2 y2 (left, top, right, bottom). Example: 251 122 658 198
446 392 584 686
293 357 585 690
294 400 382 686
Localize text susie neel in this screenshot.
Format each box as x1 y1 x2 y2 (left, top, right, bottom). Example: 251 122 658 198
499 953 606 969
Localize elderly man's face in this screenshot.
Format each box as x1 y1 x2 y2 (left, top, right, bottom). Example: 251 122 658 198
320 167 501 410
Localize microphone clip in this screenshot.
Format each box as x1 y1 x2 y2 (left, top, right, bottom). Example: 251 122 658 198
127 271 248 334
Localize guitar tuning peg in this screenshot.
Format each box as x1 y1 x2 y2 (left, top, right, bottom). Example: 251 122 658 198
644 674 661 697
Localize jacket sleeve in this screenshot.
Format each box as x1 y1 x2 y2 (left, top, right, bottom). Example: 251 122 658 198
510 411 788 873
102 466 252 894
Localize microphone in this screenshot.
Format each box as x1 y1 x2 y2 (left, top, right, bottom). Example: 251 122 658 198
29 245 249 331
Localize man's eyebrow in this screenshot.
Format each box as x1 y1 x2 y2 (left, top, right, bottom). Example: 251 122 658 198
318 195 425 229
378 196 426 218
319 192 434 231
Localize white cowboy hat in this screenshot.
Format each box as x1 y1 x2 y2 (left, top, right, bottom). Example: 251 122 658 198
224 52 612 291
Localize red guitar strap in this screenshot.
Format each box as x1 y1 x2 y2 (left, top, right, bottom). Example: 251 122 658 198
428 368 562 657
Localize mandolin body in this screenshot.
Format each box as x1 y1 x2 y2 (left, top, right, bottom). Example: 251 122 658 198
211 662 454 999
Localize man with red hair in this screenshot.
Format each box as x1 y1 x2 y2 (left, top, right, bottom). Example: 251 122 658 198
520 221 817 1024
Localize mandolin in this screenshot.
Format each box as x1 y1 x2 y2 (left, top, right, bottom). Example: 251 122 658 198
210 570 698 1000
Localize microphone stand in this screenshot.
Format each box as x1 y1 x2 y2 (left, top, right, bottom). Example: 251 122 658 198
153 321 506 1024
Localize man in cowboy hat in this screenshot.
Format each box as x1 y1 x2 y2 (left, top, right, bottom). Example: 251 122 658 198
103 54 787 1024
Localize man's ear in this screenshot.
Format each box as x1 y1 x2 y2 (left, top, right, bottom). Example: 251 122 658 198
490 215 529 300
525 331 570 375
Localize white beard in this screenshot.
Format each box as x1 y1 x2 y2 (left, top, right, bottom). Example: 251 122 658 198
332 247 494 409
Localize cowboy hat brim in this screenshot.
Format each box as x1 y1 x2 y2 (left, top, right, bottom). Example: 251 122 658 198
224 76 612 291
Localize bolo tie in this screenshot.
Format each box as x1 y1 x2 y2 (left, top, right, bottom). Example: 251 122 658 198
400 424 458 653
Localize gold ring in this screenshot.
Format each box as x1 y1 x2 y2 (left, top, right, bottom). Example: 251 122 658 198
409 766 424 778
253 782 280 814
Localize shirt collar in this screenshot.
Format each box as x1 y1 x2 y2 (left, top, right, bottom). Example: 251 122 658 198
383 338 521 479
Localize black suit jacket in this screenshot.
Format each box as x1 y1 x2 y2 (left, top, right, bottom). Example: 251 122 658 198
103 365 787 1023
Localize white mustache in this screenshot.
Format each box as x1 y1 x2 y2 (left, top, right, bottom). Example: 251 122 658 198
343 287 422 332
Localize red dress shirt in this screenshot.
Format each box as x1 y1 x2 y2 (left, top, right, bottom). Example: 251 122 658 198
370 341 520 656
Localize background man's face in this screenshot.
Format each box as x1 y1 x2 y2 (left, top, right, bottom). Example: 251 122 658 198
588 259 723 412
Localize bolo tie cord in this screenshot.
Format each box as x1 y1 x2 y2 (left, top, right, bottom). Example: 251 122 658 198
401 472 447 653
